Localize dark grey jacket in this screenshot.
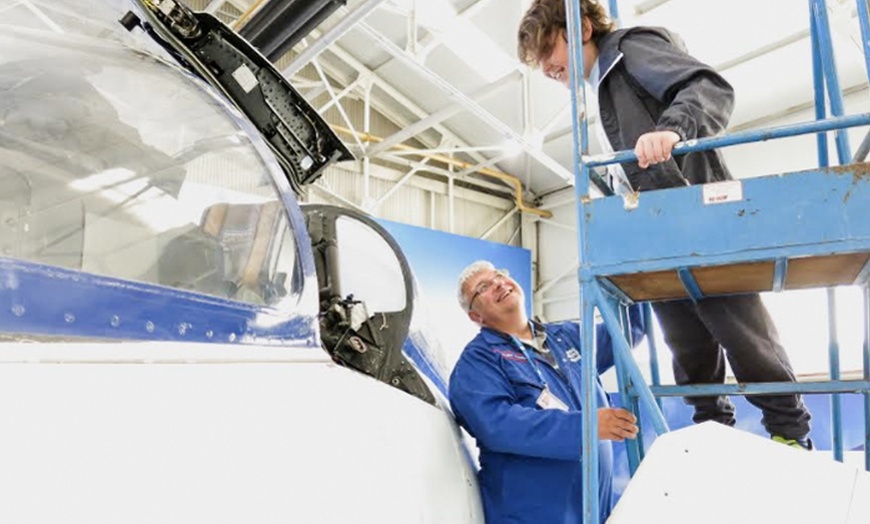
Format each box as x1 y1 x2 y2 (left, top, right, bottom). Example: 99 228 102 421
596 27 734 191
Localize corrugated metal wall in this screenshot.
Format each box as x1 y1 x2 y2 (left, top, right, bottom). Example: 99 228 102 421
309 162 519 245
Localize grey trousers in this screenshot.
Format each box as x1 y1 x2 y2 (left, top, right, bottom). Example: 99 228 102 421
652 293 812 440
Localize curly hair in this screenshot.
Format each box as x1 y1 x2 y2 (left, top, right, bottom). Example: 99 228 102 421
517 0 614 67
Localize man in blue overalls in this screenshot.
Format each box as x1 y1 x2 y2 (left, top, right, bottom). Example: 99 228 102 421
449 260 644 523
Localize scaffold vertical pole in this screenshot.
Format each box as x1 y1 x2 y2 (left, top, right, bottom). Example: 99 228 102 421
563 0 600 521
864 284 870 471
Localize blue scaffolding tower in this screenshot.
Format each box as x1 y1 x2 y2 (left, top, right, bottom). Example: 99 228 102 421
565 1 870 523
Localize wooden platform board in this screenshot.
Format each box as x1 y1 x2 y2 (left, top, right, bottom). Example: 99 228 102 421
606 251 870 301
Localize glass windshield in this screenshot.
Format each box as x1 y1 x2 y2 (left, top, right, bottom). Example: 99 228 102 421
0 28 300 307
335 216 407 313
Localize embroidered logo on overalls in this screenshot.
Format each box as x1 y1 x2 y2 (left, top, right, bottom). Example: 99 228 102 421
494 349 527 362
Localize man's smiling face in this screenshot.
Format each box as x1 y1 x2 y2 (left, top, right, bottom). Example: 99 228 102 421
465 268 524 326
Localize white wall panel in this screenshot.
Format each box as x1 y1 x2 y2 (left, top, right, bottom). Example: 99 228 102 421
450 197 519 245
534 192 580 321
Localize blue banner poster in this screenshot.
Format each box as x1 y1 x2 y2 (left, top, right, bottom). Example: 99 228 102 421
378 219 532 371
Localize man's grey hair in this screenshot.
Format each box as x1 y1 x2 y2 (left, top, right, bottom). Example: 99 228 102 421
457 260 496 312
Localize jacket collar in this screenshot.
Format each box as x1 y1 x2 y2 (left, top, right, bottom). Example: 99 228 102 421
594 30 626 87
479 326 514 346
595 26 686 87
478 320 552 346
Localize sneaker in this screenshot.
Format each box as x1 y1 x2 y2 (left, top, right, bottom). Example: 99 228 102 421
772 435 813 450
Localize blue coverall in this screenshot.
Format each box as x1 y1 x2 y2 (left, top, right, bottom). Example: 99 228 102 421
449 311 644 524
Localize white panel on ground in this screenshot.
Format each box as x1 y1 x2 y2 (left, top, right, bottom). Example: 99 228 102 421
847 466 870 524
608 422 870 524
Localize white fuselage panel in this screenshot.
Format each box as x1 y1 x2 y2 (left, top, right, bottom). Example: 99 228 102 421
0 343 483 523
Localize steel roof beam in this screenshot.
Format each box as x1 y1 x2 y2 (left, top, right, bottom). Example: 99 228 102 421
283 0 388 77
457 152 512 178
365 69 522 157
388 145 502 156
374 159 431 208
317 74 364 114
481 206 519 240
356 21 574 184
311 58 366 151
308 34 492 166
327 155 513 199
